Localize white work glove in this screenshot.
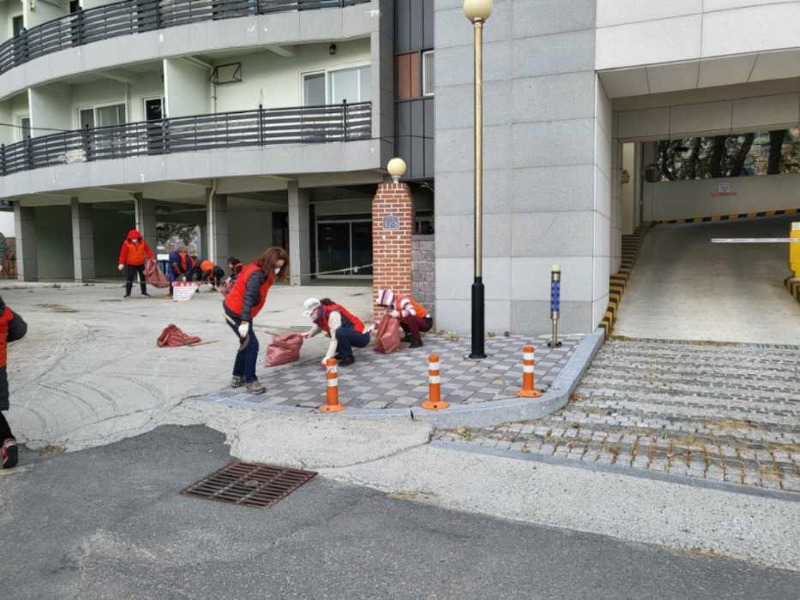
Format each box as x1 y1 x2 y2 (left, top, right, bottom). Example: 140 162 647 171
118 264 124 271
388 310 400 318
238 322 249 338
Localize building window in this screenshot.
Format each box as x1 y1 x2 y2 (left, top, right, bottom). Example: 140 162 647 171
303 66 371 106
422 51 434 96
79 104 126 129
12 15 24 38
303 73 326 106
328 66 371 104
18 117 30 141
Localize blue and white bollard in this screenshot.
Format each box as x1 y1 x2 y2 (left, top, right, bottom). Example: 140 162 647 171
548 265 562 348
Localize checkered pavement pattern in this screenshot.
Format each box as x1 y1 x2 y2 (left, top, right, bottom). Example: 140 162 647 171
201 333 582 411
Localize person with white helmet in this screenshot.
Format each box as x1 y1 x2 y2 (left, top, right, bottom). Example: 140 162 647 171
302 297 369 367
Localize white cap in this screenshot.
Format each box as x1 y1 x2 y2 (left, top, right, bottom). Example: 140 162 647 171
303 297 320 316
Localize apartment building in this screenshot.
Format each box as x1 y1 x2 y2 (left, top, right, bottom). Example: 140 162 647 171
2 0 800 336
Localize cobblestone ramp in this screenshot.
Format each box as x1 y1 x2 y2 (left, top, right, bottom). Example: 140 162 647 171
439 339 800 492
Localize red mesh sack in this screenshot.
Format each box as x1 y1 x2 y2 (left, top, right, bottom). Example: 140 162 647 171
157 324 201 347
373 314 401 354
220 278 234 296
265 333 304 367
144 260 169 289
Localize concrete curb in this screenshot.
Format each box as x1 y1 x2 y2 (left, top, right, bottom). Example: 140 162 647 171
202 331 605 428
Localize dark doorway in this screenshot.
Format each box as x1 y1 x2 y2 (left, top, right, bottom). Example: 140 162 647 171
145 98 164 154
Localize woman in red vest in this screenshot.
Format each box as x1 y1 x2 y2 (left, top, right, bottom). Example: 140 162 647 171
117 229 155 298
302 297 369 367
223 247 288 394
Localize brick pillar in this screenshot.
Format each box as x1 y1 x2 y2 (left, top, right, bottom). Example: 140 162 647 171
372 182 413 320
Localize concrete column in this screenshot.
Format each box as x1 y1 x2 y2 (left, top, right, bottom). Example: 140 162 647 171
372 182 413 320
14 204 37 281
207 193 229 267
288 182 311 286
133 195 157 254
71 198 95 282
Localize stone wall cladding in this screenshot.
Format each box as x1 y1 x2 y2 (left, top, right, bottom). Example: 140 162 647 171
412 234 436 321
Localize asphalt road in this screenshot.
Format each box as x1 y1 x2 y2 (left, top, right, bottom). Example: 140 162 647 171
1 426 797 600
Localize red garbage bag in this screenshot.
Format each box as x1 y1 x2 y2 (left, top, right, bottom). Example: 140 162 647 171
219 277 234 297
265 333 304 366
373 314 401 354
145 260 169 289
157 324 202 347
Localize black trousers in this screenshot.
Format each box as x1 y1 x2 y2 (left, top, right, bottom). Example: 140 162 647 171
0 411 12 440
124 264 147 296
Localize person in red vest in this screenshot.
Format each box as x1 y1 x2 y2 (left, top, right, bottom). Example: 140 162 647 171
167 246 195 297
375 288 432 348
302 297 370 367
223 247 288 394
117 229 155 298
192 259 225 291
0 296 27 469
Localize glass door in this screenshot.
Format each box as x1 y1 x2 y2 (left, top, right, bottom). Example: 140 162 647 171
317 222 351 276
316 219 372 278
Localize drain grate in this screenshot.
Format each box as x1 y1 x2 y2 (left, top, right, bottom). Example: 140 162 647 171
182 461 317 508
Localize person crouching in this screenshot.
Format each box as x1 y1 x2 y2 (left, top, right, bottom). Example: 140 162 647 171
302 298 369 367
375 288 432 348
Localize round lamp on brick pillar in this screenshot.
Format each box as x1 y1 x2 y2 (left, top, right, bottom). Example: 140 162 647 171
463 0 492 359
387 157 407 183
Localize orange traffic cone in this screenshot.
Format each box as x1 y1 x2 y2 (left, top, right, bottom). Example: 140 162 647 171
421 354 449 410
515 345 542 398
319 358 346 412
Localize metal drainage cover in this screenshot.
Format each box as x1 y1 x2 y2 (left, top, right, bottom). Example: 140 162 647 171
182 461 317 508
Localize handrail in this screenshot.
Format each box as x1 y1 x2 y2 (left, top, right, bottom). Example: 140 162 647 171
0 101 371 177
0 0 370 76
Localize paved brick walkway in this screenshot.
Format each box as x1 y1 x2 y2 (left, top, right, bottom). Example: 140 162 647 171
437 339 800 492
202 333 581 411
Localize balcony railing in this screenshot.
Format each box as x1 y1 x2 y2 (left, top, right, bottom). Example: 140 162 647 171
0 0 370 76
0 102 371 176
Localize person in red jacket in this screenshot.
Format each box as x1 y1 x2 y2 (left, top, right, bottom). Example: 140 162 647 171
223 247 288 394
0 295 27 469
118 229 155 298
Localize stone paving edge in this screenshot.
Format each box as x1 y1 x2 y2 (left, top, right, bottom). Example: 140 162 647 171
432 439 800 504
197 331 605 428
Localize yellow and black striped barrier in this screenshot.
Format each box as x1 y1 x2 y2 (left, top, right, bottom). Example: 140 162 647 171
598 223 652 338
656 208 799 226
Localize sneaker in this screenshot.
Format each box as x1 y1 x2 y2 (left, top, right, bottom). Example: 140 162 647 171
1 438 18 469
142 292 151 297
246 381 266 395
123 295 131 299
409 340 424 349
230 376 244 388
338 356 355 366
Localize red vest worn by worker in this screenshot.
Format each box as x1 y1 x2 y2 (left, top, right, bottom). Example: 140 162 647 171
395 294 429 318
0 307 13 368
223 263 273 319
315 303 365 334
